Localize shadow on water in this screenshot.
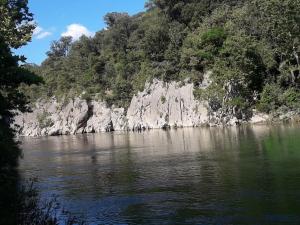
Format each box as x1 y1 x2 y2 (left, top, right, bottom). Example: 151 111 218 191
20 124 300 224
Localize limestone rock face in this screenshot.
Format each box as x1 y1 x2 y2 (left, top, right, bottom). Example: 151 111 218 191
126 79 209 130
250 111 270 124
84 101 126 133
13 98 126 136
12 76 274 137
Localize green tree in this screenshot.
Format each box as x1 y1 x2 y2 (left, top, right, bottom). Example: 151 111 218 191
0 0 35 48
46 36 72 58
0 1 40 224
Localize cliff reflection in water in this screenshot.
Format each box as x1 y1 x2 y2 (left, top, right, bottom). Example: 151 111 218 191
20 124 300 224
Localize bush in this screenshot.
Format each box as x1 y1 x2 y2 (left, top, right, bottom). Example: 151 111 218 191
193 88 204 101
81 92 93 102
105 78 133 108
257 83 282 113
37 111 54 129
227 97 249 110
201 27 227 48
279 88 300 110
160 96 166 104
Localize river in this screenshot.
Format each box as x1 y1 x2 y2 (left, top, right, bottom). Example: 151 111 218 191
20 124 300 224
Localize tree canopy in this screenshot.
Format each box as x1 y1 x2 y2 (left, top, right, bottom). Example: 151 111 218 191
23 0 300 112
0 1 40 223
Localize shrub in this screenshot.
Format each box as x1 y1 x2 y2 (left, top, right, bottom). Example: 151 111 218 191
37 111 54 129
227 97 249 110
279 88 300 110
201 27 227 48
160 96 166 104
257 83 282 113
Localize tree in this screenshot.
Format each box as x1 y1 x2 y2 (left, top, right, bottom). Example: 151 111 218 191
103 12 134 54
148 0 245 26
0 1 40 224
0 0 35 48
46 36 72 58
0 0 39 168
191 0 300 112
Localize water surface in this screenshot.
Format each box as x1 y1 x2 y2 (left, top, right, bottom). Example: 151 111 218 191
20 124 300 224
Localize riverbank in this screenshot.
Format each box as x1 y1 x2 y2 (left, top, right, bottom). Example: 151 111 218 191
13 79 299 137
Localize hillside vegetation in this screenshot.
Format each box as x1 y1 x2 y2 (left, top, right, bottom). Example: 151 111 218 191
23 0 300 113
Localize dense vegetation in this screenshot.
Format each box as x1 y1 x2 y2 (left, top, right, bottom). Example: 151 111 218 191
0 0 40 223
23 0 300 114
0 1 77 224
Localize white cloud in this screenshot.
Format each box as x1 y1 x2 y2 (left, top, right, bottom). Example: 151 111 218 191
33 26 52 39
61 24 93 40
36 31 52 39
33 26 43 36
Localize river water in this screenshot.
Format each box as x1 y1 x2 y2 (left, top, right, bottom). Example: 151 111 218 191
20 124 300 224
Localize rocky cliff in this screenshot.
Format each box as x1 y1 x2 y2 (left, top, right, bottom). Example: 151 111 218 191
13 78 271 137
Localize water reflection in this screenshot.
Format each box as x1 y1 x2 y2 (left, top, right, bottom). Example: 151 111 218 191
20 124 300 224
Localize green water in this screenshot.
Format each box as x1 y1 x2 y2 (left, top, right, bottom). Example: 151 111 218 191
20 124 300 224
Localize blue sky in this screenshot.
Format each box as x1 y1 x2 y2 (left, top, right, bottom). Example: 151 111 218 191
15 0 147 65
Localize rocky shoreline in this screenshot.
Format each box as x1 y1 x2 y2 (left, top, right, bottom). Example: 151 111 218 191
12 79 299 137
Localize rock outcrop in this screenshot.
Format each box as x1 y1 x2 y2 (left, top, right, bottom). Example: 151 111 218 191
127 79 209 130
13 98 127 136
12 78 271 137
